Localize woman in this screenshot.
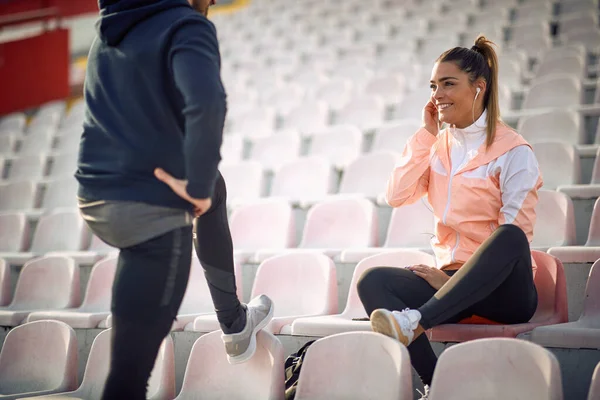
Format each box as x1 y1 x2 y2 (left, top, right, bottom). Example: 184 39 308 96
357 36 543 394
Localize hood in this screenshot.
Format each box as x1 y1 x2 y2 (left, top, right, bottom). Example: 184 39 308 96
97 0 192 46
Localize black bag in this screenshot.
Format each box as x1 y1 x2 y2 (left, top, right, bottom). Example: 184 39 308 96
284 340 316 400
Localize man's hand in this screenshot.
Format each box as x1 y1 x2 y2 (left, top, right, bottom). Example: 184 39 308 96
154 168 212 217
407 264 450 291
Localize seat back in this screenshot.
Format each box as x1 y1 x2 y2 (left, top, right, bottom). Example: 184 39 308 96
429 338 562 400
532 142 580 189
220 161 263 202
9 154 46 181
518 110 581 145
530 251 568 324
230 200 295 250
81 257 117 311
0 181 37 211
522 75 581 109
372 120 421 153
532 190 577 248
338 151 400 197
43 178 78 209
0 259 11 306
250 134 301 170
581 259 600 320
176 330 284 400
309 126 362 168
0 212 28 252
588 362 600 400
295 332 412 400
270 156 332 201
30 210 89 253
384 199 435 248
586 198 600 246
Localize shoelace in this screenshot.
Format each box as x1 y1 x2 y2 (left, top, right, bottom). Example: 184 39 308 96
391 308 418 335
416 385 430 400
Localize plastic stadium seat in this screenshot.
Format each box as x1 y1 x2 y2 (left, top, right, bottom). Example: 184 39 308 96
54 133 81 153
589 362 600 400
393 89 431 121
308 125 362 169
540 44 586 65
192 252 338 334
535 55 585 79
341 199 435 262
5 154 47 181
0 135 16 155
39 329 174 400
518 110 582 145
556 145 600 199
513 2 553 23
532 142 580 189
292 250 435 337
429 338 562 400
220 134 244 164
230 199 295 263
499 59 523 91
0 181 37 211
174 330 284 400
565 28 600 50
282 101 330 134
335 95 386 131
0 259 10 307
295 332 412 400
314 79 355 110
230 107 277 138
26 257 117 328
337 151 399 199
559 0 599 16
0 321 78 399
0 213 28 253
428 251 568 342
28 113 61 137
522 75 582 110
19 131 54 155
532 190 577 249
249 133 301 170
0 256 80 326
531 258 600 349
43 178 78 209
269 156 333 204
0 113 26 135
48 153 78 179
371 120 421 153
364 74 406 105
261 84 305 115
220 161 264 205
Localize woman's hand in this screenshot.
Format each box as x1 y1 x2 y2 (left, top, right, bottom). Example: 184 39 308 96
422 100 439 137
408 264 450 290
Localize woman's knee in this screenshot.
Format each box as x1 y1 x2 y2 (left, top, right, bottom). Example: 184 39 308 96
494 224 529 250
357 267 388 300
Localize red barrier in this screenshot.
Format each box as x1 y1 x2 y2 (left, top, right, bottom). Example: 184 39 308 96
0 28 70 115
0 0 98 18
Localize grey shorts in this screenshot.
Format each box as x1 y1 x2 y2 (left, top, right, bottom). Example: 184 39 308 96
78 199 194 249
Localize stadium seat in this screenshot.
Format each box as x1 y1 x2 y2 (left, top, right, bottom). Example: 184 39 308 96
518 110 582 145
220 134 244 164
498 59 522 90
0 135 16 155
282 101 330 134
0 113 26 135
314 78 355 110
19 131 54 155
0 212 28 255
0 321 78 399
26 257 117 328
535 55 586 79
393 89 431 120
531 257 600 349
230 107 277 138
220 161 264 205
308 125 362 169
292 250 435 336
230 199 295 263
269 156 333 205
371 120 421 153
39 328 175 400
48 153 78 179
429 338 562 400
564 28 600 50
0 181 37 211
261 84 305 115
427 251 568 342
0 259 11 307
192 252 337 334
557 146 600 200
532 142 580 189
54 133 82 153
0 256 80 326
364 74 406 105
337 151 399 199
522 75 582 110
335 95 386 131
174 330 284 400
43 178 78 209
294 332 412 400
532 190 577 250
249 133 301 170
589 362 600 400
5 154 47 181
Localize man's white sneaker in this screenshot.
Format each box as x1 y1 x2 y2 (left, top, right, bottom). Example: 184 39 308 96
370 308 422 346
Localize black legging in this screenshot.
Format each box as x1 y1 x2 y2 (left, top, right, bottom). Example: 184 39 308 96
102 172 243 399
357 224 538 385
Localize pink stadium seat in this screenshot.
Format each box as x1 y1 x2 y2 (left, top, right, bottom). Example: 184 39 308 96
429 338 562 400
174 330 285 400
230 107 276 138
531 190 577 250
337 151 400 199
393 89 431 120
19 131 55 155
427 251 568 342
249 133 301 170
535 55 585 80
193 252 337 334
531 258 600 349
48 153 79 179
43 178 78 209
589 362 600 400
0 134 16 155
0 113 26 135
340 199 435 263
220 134 243 164
26 257 117 328
269 156 333 205
230 199 295 263
0 181 37 211
283 101 330 134
295 332 412 400
220 161 264 205
0 259 11 306
0 256 80 326
308 125 362 169
518 110 582 145
39 328 174 400
522 75 582 110
558 146 600 200
314 79 355 111
6 154 47 181
364 74 406 105
548 197 600 263
532 142 580 190
0 212 28 253
336 95 386 131
54 133 82 154
292 250 435 337
0 320 78 399
256 197 377 260
371 120 421 153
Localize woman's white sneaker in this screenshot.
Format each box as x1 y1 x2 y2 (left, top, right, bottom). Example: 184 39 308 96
370 308 422 346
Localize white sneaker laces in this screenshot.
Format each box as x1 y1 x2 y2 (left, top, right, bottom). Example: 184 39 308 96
391 308 420 340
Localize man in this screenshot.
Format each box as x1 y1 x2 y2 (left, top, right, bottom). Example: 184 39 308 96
76 0 273 398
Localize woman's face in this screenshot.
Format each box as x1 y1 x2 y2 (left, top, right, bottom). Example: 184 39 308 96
429 61 483 128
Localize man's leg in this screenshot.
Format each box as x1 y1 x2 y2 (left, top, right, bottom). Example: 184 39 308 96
102 225 192 400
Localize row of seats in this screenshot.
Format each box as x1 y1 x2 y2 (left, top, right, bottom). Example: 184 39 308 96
4 320 594 399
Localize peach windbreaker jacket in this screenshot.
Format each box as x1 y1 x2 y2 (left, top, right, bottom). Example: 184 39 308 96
386 112 543 272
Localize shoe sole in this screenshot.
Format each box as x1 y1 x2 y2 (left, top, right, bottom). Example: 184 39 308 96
370 309 410 346
227 301 275 364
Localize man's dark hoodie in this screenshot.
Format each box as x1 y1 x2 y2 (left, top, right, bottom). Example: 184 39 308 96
76 0 226 211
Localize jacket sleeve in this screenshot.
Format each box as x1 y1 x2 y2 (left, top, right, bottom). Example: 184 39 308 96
498 145 544 242
169 17 226 199
385 128 437 207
